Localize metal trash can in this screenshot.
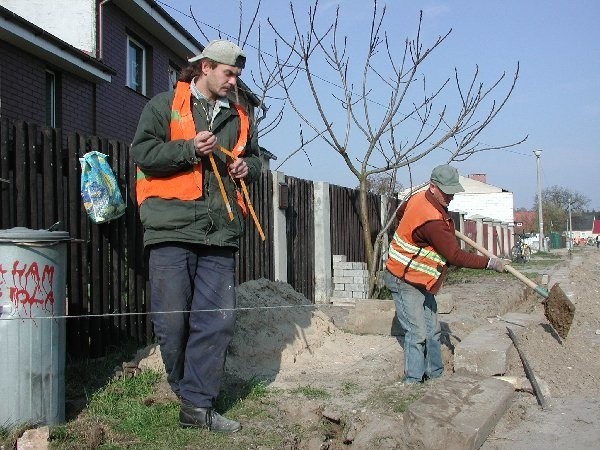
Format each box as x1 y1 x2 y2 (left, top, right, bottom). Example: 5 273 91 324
0 227 70 427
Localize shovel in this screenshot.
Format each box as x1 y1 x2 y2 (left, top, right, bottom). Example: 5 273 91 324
454 230 575 339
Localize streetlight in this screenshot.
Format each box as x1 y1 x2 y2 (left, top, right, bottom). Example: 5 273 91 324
533 150 544 252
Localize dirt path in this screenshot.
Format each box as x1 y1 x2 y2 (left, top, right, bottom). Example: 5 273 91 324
135 246 599 448
482 246 600 449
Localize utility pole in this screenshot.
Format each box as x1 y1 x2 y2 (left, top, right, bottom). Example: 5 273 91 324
568 199 573 249
533 150 544 252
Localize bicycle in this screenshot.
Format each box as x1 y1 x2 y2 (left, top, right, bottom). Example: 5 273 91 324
511 235 532 263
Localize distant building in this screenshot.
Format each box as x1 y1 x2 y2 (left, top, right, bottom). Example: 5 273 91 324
513 210 537 235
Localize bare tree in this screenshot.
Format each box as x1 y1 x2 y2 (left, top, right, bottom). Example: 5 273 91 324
537 185 589 233
188 0 299 140
268 0 526 295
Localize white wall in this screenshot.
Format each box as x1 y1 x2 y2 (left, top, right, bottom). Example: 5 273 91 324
450 192 514 224
0 0 96 54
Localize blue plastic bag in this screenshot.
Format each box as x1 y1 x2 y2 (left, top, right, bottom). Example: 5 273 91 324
79 151 126 224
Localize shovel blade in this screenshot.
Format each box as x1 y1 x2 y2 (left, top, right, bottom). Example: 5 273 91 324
544 283 575 339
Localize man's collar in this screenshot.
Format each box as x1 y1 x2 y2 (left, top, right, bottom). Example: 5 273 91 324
189 78 230 109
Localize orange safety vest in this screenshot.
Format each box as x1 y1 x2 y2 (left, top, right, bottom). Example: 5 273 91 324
135 81 249 206
385 191 453 291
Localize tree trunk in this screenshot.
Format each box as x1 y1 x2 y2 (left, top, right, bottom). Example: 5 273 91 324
358 179 375 294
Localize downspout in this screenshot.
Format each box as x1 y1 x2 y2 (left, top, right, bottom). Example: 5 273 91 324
97 0 112 60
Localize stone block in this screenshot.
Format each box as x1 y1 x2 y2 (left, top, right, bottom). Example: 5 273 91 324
453 324 512 376
403 373 514 450
332 255 347 263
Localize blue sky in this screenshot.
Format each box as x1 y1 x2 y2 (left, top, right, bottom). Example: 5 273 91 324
160 1 600 210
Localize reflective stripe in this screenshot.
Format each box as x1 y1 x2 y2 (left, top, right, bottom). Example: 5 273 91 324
391 232 446 265
385 191 453 291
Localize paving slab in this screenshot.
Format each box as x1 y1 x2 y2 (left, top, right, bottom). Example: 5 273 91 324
403 373 514 450
453 312 544 376
454 324 512 376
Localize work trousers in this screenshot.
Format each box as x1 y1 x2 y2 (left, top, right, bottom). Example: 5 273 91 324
148 243 236 408
384 269 443 384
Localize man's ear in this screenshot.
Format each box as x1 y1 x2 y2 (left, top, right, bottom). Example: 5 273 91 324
200 59 211 75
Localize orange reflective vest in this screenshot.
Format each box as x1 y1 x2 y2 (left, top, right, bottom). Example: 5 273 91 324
135 81 249 206
385 191 453 291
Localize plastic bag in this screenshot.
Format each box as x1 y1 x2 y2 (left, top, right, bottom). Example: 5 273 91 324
80 151 126 224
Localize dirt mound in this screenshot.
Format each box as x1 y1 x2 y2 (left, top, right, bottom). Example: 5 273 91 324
226 278 338 381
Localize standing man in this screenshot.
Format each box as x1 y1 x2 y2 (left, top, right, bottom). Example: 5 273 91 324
384 165 507 384
130 40 261 432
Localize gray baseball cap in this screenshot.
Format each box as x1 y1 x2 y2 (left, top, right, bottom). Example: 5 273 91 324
188 40 246 68
430 164 465 195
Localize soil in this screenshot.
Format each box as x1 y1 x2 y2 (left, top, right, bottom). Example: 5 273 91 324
133 246 600 449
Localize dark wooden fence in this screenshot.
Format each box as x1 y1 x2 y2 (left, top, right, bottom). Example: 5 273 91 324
285 175 314 302
0 119 274 358
1 118 390 358
330 185 383 263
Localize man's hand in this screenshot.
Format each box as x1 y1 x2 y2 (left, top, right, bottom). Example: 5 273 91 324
487 257 509 273
229 158 248 179
193 131 216 156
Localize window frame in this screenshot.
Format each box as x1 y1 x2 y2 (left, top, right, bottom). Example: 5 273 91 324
126 35 147 95
45 70 56 127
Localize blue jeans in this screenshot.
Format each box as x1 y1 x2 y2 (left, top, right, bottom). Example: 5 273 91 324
148 243 236 407
384 270 443 383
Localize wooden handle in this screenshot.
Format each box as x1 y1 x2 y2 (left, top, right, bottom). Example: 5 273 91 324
208 153 234 221
216 145 266 241
454 229 548 297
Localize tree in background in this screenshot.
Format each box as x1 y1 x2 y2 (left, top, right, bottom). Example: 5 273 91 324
535 185 589 233
268 0 525 295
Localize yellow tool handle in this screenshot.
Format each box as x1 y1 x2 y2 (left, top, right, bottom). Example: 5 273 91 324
216 145 266 241
208 153 234 221
240 179 265 241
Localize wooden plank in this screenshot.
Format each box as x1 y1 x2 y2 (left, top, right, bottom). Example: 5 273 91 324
116 141 128 339
0 119 12 228
127 153 139 343
66 133 83 357
14 122 28 226
42 128 57 227
27 123 40 229
78 134 91 358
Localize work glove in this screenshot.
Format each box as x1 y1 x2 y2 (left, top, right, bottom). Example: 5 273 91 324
487 257 509 273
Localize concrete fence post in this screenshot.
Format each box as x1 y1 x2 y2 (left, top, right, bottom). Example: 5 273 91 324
476 218 484 255
313 181 332 304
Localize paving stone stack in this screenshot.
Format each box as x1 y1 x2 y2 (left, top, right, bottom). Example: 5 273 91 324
330 255 369 304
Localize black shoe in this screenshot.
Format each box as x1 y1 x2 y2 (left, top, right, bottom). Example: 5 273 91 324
179 402 241 433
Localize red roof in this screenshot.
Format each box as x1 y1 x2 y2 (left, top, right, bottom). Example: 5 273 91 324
593 220 600 234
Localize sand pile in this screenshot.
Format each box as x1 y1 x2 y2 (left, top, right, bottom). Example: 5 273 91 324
135 279 338 381
226 278 338 380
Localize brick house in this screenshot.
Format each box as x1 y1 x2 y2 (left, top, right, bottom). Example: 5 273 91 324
0 0 259 144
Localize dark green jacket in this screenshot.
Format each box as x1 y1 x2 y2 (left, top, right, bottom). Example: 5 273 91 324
130 89 261 248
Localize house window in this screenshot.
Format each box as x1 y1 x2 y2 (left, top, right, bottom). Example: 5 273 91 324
45 70 56 127
127 36 146 94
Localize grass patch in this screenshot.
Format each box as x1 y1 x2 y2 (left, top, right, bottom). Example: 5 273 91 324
45 364 294 449
341 381 360 395
290 386 330 400
367 382 427 414
445 267 508 284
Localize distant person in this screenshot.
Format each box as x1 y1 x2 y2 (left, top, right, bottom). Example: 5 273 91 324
596 235 599 248
130 40 261 433
384 165 508 384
